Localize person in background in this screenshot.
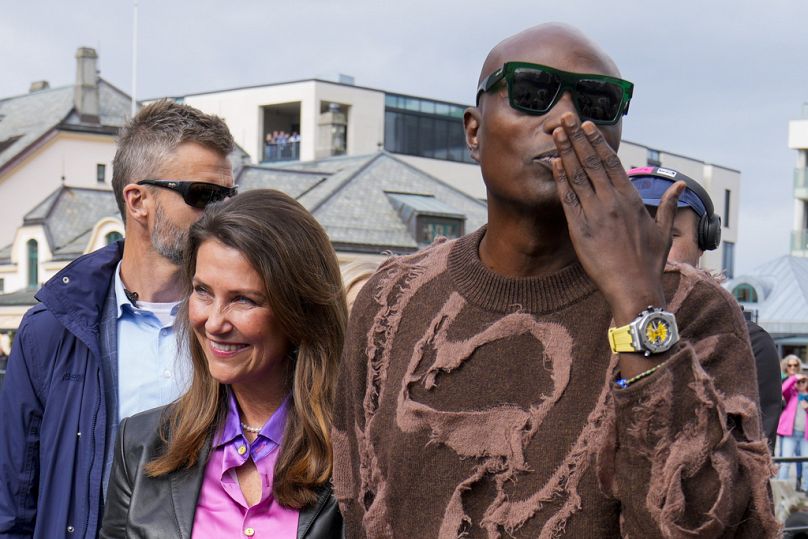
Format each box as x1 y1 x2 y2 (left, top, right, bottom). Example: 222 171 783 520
781 355 806 483
340 259 380 313
785 355 803 381
0 100 236 538
101 190 345 538
628 166 783 454
779 372 808 491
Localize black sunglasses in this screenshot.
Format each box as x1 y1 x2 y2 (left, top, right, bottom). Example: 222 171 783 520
476 61 634 125
137 180 237 209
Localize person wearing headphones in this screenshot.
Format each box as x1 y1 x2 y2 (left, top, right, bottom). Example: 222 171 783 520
629 166 782 454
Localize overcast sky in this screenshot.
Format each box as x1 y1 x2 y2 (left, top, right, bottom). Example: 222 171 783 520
2 0 806 274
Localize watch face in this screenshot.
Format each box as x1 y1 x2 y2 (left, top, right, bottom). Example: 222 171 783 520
641 315 675 353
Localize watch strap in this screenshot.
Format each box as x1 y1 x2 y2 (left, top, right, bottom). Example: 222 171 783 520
608 325 636 353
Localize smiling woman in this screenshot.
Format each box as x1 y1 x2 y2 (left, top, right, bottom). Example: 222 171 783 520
100 189 346 538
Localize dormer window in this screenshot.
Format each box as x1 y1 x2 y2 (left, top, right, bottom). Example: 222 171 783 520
386 192 465 247
417 216 463 244
732 283 758 303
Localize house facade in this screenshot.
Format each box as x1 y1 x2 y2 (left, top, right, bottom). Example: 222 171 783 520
0 47 131 248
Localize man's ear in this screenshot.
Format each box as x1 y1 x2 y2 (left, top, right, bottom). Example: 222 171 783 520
464 107 482 163
122 183 150 226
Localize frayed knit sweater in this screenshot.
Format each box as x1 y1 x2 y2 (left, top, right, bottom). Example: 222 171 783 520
333 227 777 538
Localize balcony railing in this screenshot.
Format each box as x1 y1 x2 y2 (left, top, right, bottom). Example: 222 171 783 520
263 141 300 163
792 229 808 253
795 168 808 198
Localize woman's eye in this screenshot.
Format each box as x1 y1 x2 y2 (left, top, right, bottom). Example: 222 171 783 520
193 285 210 296
235 295 255 305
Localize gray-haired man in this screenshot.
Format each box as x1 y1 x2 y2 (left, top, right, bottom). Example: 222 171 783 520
0 100 236 538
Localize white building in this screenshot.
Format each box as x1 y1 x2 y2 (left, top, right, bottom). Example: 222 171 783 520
0 48 131 249
788 105 808 258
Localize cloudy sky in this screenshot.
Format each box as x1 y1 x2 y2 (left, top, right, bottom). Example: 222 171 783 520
2 0 806 274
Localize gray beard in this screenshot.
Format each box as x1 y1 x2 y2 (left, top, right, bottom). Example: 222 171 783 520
151 202 187 266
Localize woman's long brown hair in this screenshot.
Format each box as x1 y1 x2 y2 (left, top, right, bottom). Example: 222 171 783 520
145 189 347 509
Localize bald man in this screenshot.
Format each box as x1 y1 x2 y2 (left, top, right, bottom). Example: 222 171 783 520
333 24 777 537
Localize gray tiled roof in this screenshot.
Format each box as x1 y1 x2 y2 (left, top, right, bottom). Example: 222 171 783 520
271 154 374 174
725 255 808 336
0 287 37 306
238 166 327 199
237 151 487 253
0 80 130 172
387 193 466 219
0 244 10 265
23 186 120 259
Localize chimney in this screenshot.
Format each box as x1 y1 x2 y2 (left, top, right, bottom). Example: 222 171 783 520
74 47 99 123
29 81 50 93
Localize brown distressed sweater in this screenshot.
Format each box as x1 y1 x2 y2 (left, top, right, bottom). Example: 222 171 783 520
332 227 777 538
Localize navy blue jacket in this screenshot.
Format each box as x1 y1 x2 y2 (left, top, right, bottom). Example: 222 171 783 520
0 242 123 539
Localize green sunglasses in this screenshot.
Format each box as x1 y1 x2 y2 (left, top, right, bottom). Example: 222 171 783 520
476 61 634 125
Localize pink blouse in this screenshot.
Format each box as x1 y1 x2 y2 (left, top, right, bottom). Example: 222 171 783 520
191 392 299 538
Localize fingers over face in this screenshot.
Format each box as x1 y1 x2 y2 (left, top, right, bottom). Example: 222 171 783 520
552 124 596 202
580 121 627 189
559 114 613 193
551 157 583 215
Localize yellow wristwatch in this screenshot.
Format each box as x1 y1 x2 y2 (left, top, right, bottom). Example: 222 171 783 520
608 307 679 357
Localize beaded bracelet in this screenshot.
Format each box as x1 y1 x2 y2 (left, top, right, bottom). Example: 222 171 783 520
615 360 668 389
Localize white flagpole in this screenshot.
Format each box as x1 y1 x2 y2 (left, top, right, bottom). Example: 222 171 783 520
131 0 138 117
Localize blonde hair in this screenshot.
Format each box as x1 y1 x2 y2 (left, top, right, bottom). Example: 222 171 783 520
145 189 347 509
340 259 379 313
783 355 803 375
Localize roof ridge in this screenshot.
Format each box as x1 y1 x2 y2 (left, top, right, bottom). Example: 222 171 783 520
241 164 330 176
307 153 381 214
23 185 66 222
0 83 73 103
380 151 487 207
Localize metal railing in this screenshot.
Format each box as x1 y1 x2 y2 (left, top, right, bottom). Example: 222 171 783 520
792 229 808 253
263 141 300 163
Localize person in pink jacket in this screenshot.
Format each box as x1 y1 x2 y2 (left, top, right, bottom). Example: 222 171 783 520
778 372 808 490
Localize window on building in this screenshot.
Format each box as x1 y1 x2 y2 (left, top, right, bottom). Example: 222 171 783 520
385 192 466 246
26 239 38 288
105 231 123 245
383 94 475 164
0 278 4 293
416 216 464 244
647 149 661 166
732 283 758 303
97 163 106 184
722 241 735 279
724 189 731 228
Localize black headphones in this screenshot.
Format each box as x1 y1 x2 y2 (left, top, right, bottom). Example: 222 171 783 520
627 166 722 251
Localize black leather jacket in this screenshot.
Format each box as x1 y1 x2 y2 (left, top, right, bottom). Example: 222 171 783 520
100 406 343 538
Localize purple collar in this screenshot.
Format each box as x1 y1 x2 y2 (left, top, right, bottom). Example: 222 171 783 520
214 389 290 462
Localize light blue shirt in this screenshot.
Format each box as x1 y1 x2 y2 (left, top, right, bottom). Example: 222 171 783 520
114 263 189 420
